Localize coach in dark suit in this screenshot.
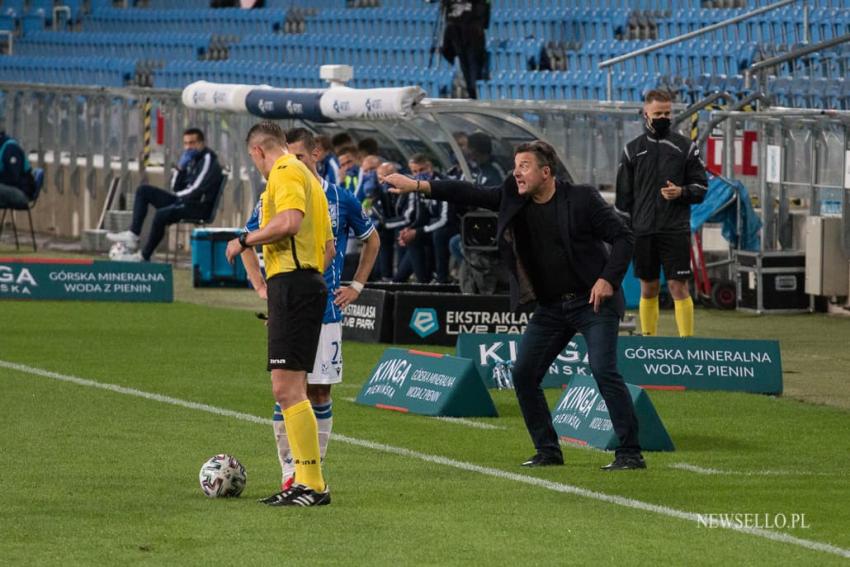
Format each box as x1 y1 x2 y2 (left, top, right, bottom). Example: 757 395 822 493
384 140 645 471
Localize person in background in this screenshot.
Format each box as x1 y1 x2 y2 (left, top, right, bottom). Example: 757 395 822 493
331 132 354 155
467 132 505 186
107 127 222 262
355 155 383 207
364 161 401 281
438 0 490 99
337 145 361 195
315 135 340 187
357 138 380 161
398 153 459 283
0 131 37 211
615 89 707 338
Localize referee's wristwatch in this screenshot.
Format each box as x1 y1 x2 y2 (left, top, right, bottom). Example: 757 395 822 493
238 232 250 249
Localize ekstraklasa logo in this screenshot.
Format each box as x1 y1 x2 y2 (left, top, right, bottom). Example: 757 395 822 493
409 308 439 338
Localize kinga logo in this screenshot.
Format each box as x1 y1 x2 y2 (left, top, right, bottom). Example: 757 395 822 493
409 308 439 338
0 265 37 286
0 265 38 295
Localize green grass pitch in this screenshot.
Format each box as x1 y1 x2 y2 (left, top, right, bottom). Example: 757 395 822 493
1 299 849 565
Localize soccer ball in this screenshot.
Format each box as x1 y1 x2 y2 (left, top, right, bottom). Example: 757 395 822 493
108 242 128 260
199 454 247 498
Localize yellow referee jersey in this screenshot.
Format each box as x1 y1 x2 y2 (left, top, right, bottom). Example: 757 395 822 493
261 153 332 278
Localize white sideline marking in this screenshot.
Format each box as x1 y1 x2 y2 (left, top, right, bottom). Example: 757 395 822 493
340 396 505 430
670 463 834 477
431 416 506 430
2 359 848 560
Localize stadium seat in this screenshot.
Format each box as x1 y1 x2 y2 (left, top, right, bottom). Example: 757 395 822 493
0 167 44 251
167 174 228 264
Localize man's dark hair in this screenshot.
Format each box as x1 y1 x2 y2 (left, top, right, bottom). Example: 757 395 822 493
183 127 205 142
245 121 286 149
467 132 492 157
315 134 333 152
409 153 433 166
331 132 353 149
337 144 359 158
644 89 674 104
515 140 558 173
286 127 317 152
357 137 379 157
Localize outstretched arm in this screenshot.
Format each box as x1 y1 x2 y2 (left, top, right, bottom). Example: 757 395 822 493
382 173 502 211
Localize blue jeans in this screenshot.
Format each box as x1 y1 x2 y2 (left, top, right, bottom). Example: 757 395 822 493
449 233 464 262
131 185 204 260
431 225 458 283
513 295 641 458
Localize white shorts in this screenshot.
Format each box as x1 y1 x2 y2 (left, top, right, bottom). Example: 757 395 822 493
307 322 343 385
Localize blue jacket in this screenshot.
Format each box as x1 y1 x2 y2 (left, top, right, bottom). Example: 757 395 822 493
170 147 223 211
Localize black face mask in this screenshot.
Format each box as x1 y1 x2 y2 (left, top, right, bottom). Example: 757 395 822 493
647 116 671 137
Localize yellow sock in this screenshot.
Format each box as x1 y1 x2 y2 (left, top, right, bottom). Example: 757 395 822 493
282 399 325 492
639 296 659 336
674 296 695 337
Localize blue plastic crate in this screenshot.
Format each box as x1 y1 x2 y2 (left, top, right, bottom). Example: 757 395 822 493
191 228 248 288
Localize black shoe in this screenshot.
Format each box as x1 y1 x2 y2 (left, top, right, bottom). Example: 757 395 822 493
258 491 285 504
263 483 331 507
521 453 564 467
601 454 647 471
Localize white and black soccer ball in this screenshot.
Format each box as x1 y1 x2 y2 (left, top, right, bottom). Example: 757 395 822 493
108 242 128 260
199 454 247 498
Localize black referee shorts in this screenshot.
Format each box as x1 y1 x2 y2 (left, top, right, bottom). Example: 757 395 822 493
266 270 327 372
633 233 692 282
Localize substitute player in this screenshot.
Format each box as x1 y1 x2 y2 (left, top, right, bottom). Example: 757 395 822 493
239 127 379 493
226 121 334 507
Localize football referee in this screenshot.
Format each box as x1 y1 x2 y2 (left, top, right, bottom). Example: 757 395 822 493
226 121 334 507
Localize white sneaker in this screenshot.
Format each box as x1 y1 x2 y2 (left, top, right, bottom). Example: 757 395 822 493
106 230 139 247
114 251 143 263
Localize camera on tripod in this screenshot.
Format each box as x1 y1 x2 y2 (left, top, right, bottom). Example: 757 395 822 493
461 211 499 252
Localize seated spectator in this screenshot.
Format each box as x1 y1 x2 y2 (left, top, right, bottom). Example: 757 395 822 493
0 131 38 212
332 132 354 155
385 162 436 284
107 127 223 262
315 134 340 187
467 132 506 185
357 137 380 160
364 161 402 281
398 154 460 283
357 155 381 202
337 145 361 195
454 131 470 158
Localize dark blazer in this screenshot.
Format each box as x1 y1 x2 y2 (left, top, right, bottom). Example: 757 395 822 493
430 176 634 315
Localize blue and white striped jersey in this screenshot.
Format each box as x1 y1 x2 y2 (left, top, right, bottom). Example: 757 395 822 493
243 179 375 323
